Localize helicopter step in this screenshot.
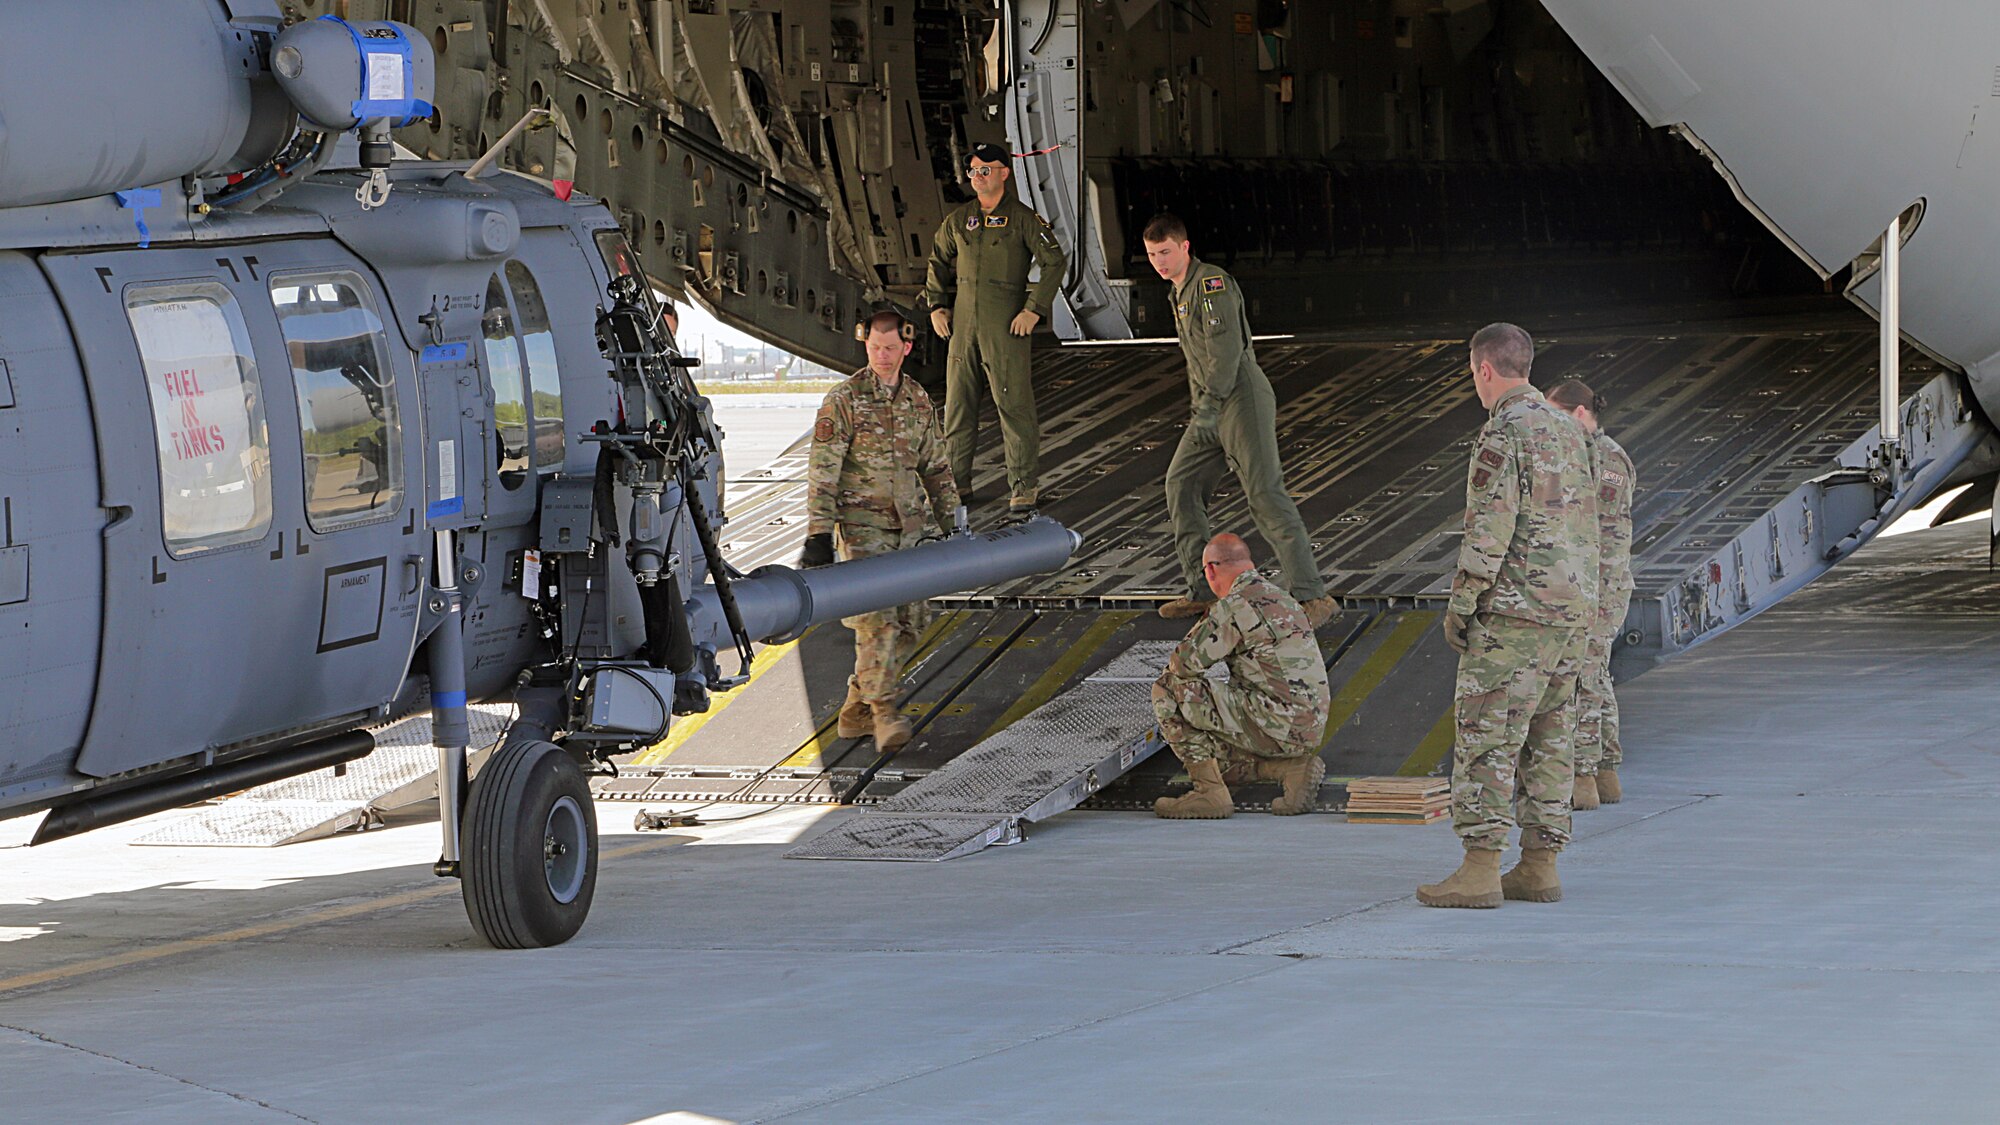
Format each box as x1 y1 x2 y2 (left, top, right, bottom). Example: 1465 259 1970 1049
131 704 516 848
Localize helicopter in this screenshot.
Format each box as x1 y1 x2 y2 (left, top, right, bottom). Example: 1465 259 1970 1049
0 0 1079 948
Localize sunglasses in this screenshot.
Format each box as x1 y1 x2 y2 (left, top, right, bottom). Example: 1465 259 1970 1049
968 167 1002 178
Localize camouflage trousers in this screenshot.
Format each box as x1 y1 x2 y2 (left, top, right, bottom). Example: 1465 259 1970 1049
1573 596 1629 774
1449 614 1587 853
837 523 928 703
1151 669 1315 770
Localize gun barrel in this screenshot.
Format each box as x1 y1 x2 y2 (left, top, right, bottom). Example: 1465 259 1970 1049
684 517 1083 646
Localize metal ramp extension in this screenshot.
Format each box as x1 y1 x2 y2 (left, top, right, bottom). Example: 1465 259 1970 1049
130 704 515 847
785 641 1176 862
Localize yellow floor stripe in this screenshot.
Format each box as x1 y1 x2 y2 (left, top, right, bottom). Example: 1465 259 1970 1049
0 836 684 997
630 634 811 766
1318 610 1439 748
1395 707 1459 777
777 610 970 768
979 611 1139 740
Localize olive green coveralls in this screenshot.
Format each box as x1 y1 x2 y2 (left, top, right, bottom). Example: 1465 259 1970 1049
922 193 1067 506
1166 257 1327 604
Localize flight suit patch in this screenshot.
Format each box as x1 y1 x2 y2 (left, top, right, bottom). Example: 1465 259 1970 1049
965 214 980 231
1202 276 1226 293
1477 447 1505 468
1174 301 1189 319
815 417 835 443
984 214 1009 227
1599 484 1618 502
1473 469 1492 488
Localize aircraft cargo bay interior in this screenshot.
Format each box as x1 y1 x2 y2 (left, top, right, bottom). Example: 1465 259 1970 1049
1 1 1996 1122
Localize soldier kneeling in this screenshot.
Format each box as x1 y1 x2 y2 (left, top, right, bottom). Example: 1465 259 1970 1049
1152 534 1332 818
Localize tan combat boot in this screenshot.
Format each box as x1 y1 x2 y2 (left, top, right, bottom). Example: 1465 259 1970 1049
1500 848 1562 902
1157 597 1213 620
1153 759 1234 819
1573 772 1601 811
1597 768 1623 804
1416 848 1503 908
1261 753 1326 815
1301 596 1341 628
870 701 913 755
836 678 872 739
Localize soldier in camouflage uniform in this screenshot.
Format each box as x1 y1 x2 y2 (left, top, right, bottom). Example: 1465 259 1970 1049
1140 214 1338 629
923 142 1068 517
1548 378 1636 808
1151 533 1332 819
799 307 961 754
1417 323 1599 908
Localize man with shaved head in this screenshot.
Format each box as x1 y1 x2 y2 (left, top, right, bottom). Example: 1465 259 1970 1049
1150 533 1332 818
1418 322 1599 907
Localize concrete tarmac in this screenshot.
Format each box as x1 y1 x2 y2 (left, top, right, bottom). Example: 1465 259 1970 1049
705 392 818 483
2 525 1997 1123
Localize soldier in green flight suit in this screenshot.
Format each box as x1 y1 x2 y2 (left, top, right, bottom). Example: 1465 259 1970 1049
923 142 1068 518
1140 213 1338 629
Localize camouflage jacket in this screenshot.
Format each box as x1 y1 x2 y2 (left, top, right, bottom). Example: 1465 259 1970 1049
1170 568 1331 750
1447 384 1599 626
806 368 959 536
922 193 1067 323
1590 430 1637 601
1172 257 1272 432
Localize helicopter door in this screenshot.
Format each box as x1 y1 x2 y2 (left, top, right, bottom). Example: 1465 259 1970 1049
43 246 421 779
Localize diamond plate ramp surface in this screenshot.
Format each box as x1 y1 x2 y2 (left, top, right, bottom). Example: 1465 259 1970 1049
786 642 1174 861
131 704 515 847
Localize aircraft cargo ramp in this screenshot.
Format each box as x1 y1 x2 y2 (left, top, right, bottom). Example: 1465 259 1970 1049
598 308 1991 816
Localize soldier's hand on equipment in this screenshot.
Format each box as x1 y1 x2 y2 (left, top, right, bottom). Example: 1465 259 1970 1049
799 533 835 568
930 308 952 339
1009 309 1040 337
1443 610 1471 654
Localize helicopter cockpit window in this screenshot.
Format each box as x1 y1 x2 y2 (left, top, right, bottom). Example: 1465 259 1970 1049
593 228 644 288
480 273 530 490
592 228 684 368
125 282 274 557
505 260 565 471
270 273 404 531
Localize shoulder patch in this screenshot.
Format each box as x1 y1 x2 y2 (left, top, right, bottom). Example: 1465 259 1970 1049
965 213 980 232
1600 469 1626 485
1477 447 1506 468
814 417 835 443
1202 275 1226 293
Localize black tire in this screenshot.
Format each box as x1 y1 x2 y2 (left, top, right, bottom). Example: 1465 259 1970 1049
461 740 598 949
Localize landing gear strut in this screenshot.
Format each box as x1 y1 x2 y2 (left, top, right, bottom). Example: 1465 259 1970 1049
427 528 600 948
